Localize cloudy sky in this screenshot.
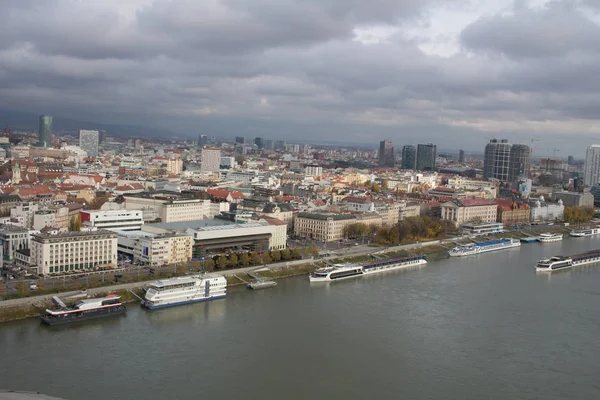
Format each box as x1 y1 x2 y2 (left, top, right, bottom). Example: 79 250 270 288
1 0 599 155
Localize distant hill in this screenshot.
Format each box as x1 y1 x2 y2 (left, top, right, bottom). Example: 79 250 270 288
0 109 183 139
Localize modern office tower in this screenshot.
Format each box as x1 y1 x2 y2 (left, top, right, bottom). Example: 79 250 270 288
78 130 100 158
274 140 286 151
458 149 465 163
235 136 245 145
38 115 52 147
401 145 416 170
264 140 274 150
567 155 574 165
99 130 107 144
416 143 437 171
254 137 264 149
198 134 208 147
201 148 221 172
483 139 511 181
584 145 600 186
379 139 395 167
508 144 531 184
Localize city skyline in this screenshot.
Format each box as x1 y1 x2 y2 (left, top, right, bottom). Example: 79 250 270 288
1 1 599 155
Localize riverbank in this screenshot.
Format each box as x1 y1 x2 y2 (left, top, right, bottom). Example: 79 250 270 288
0 225 573 323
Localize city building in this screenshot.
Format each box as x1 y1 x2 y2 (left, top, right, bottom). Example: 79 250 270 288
200 148 221 172
294 212 356 242
379 139 394 167
416 143 437 171
458 149 465 163
80 210 144 231
584 145 600 186
440 199 498 227
305 164 323 177
198 134 208 147
508 144 531 184
484 139 511 181
117 231 193 266
166 158 183 174
529 197 564 222
220 156 236 169
0 224 30 262
254 137 264 149
30 230 118 274
78 129 100 158
274 140 286 151
461 222 504 236
496 200 530 226
539 158 564 178
552 191 594 208
33 210 56 230
235 136 245 145
38 115 52 147
123 193 216 223
10 202 39 228
142 218 286 257
401 145 416 170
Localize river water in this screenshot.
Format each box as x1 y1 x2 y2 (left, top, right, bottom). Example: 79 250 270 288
2 237 600 400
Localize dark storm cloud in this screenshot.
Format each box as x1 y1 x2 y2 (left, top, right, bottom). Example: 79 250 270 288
0 0 599 155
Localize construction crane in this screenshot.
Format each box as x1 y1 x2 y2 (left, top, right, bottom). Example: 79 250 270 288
530 138 539 154
553 148 560 157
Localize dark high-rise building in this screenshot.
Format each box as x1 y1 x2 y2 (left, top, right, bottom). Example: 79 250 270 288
416 143 437 171
568 155 574 165
98 130 107 144
401 145 416 170
38 115 52 147
274 140 286 151
508 144 531 184
483 139 511 181
198 134 208 147
254 137 264 149
379 139 394 167
235 136 245 145
458 149 465 163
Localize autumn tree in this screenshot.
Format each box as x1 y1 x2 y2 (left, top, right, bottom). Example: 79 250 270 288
250 252 262 265
239 252 250 267
228 253 239 268
290 248 301 259
271 250 281 262
281 249 292 261
69 215 82 231
203 259 215 272
216 255 228 269
262 252 272 264
15 281 28 297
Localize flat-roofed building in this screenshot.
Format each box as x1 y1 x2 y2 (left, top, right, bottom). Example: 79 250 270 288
440 199 498 227
117 231 193 266
294 212 356 242
123 193 214 223
30 230 118 274
0 224 31 262
80 209 144 231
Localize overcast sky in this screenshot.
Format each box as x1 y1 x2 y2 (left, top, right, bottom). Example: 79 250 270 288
1 0 599 155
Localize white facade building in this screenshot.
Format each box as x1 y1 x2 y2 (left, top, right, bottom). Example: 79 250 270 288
80 209 144 231
10 202 39 228
33 210 56 230
117 231 193 266
201 148 221 172
124 195 214 223
305 164 323 177
30 230 118 274
166 158 183 174
584 144 600 186
530 198 565 222
78 129 99 158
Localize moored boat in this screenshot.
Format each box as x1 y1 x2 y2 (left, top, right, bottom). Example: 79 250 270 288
40 294 126 325
141 274 226 310
448 238 521 257
535 249 600 272
309 254 427 282
538 233 563 243
569 227 600 237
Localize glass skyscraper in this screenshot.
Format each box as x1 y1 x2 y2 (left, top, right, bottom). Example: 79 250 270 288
38 115 52 147
416 143 437 171
401 145 416 170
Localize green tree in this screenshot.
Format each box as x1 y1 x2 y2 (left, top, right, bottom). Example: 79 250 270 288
239 252 250 267
228 253 239 268
371 183 381 193
309 243 320 257
250 252 262 265
281 249 292 260
262 252 272 264
15 281 28 297
176 263 187 275
290 248 301 259
69 215 82 231
271 250 281 262
216 255 228 269
203 259 215 271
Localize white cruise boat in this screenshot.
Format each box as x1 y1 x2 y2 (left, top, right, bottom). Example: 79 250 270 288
569 227 600 237
141 274 227 310
448 238 521 257
535 256 573 272
538 233 563 243
309 264 364 282
309 255 428 282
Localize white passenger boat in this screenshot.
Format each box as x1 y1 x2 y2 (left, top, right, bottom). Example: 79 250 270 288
569 227 600 237
448 238 521 257
535 249 600 272
538 233 563 243
309 255 427 282
141 274 226 310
